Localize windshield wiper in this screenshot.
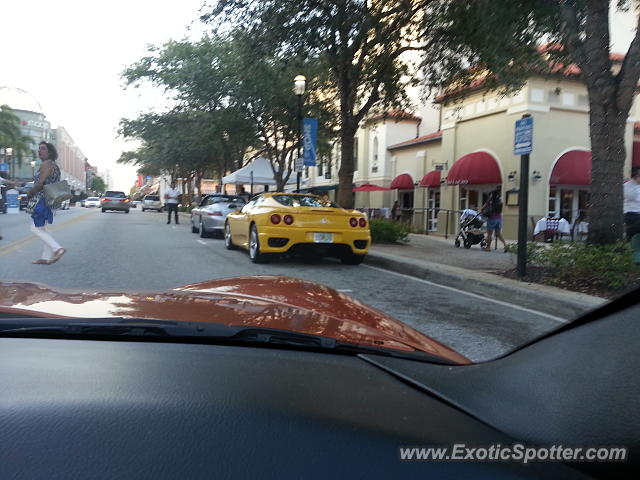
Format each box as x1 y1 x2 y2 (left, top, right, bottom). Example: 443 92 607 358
0 317 456 364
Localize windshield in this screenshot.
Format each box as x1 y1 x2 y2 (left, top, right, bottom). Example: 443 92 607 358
273 195 327 207
0 1 639 365
209 196 245 204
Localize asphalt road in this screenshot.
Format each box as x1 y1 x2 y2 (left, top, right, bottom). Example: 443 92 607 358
0 207 567 361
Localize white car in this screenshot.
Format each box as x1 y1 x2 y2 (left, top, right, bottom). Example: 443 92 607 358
85 197 101 208
142 195 163 212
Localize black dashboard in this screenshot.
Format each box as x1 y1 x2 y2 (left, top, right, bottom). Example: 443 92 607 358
0 337 591 479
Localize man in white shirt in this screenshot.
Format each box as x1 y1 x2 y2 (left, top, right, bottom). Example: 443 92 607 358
624 167 640 239
164 182 180 225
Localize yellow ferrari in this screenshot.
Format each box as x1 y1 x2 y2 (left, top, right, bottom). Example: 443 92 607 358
224 193 371 264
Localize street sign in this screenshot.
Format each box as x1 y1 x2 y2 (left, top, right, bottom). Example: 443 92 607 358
295 157 304 173
514 116 533 155
0 163 8 172
303 118 318 166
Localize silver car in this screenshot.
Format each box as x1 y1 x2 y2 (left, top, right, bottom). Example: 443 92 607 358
141 195 163 212
191 194 246 238
101 191 131 213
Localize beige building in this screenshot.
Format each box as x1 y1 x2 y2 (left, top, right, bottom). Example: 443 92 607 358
305 72 640 241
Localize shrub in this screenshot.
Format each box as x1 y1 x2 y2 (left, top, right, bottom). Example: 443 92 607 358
507 241 638 290
369 219 410 243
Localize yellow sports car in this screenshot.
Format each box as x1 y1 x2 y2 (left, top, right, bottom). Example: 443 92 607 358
224 193 371 264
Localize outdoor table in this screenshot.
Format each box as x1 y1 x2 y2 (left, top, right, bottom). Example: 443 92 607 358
533 217 571 235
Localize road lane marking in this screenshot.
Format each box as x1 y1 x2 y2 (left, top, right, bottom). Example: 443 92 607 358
0 211 98 258
197 240 208 245
362 264 566 323
337 289 353 293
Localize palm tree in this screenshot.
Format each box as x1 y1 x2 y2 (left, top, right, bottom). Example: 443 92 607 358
0 105 35 176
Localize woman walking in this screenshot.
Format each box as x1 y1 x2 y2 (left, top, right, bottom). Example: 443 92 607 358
482 188 507 252
27 141 65 264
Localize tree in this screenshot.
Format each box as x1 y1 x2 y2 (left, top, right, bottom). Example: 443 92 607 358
0 105 35 176
420 0 640 245
91 176 106 194
205 0 428 207
122 33 336 191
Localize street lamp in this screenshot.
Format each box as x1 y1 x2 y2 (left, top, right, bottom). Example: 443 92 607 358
293 75 306 193
6 148 13 178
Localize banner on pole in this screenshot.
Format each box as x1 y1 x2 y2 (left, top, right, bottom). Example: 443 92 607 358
303 118 318 166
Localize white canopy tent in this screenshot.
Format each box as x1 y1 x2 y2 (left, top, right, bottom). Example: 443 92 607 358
222 157 296 186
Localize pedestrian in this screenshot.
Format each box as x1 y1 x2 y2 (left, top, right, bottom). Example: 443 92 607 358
391 201 401 222
165 182 180 224
320 193 331 206
624 166 640 264
27 142 66 264
481 188 507 252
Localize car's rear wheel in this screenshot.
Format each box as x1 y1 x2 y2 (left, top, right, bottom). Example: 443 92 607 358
224 223 236 250
249 224 267 263
341 253 365 265
199 220 210 238
101 209 106 213
191 217 199 234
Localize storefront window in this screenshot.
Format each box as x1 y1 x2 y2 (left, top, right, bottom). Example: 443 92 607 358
560 189 574 222
548 186 558 216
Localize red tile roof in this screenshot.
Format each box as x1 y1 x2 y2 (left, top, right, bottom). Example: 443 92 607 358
367 110 422 123
388 131 443 150
435 48 626 104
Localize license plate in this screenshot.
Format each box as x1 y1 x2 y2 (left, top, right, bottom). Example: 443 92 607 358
314 232 333 243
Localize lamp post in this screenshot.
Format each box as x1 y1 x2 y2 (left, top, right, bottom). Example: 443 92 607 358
222 130 229 194
293 75 306 193
6 148 13 178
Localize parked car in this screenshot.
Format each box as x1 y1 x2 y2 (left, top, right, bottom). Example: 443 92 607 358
101 191 130 213
191 194 246 238
224 193 370 264
17 182 34 210
85 197 101 208
0 279 636 479
141 194 163 212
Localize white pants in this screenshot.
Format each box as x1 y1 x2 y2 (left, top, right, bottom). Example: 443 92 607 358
31 224 62 261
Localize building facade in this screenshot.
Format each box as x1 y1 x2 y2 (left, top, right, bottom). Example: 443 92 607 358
304 72 640 240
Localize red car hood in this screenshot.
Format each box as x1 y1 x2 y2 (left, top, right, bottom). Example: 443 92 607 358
0 276 469 364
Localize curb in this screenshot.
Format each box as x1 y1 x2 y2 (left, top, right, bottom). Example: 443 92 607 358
364 251 606 320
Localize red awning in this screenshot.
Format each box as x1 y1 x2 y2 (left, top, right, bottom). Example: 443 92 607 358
418 170 441 188
633 142 640 167
446 152 501 185
550 150 591 185
390 173 415 190
352 183 391 192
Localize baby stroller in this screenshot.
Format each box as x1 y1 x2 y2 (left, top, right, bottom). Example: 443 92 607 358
454 209 488 249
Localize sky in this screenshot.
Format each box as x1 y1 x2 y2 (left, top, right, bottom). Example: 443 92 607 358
0 2 637 191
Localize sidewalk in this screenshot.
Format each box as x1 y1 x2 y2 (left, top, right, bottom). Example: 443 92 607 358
367 234 606 319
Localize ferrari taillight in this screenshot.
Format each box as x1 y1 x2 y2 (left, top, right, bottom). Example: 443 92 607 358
270 214 282 224
283 215 294 225
349 217 358 228
359 218 367 228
